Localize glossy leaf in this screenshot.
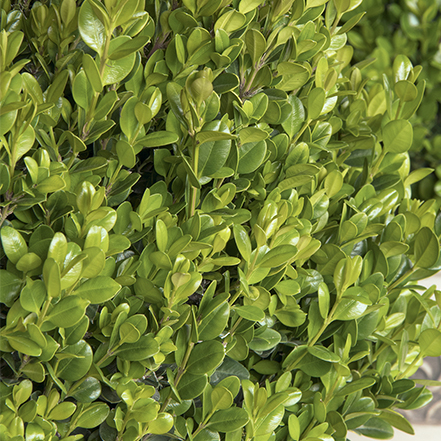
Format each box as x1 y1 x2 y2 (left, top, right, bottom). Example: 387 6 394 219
74 276 121 303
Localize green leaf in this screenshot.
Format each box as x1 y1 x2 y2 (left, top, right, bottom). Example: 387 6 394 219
394 80 417 102
166 82 187 128
276 62 311 91
308 346 340 362
207 407 249 432
234 305 265 321
178 372 208 400
213 73 240 94
8 334 42 357
187 341 225 374
233 225 252 262
46 296 90 328
336 377 377 396
245 29 266 66
73 70 93 110
119 322 140 344
37 176 66 194
288 414 300 441
116 139 136 168
136 131 179 148
404 168 434 187
378 410 414 435
211 386 234 410
134 102 153 126
237 140 267 174
74 276 121 303
282 96 305 139
76 402 110 429
0 270 22 306
196 131 236 145
1 226 28 264
259 245 297 268
57 340 93 381
48 232 67 266
78 0 106 56
333 298 367 321
318 282 329 319
211 357 250 385
69 377 101 403
198 122 232 178
393 55 412 82
356 417 394 440
20 279 46 313
148 412 174 435
199 301 230 341
249 328 281 351
21 361 45 383
297 352 332 377
239 0 265 14
383 120 413 153
47 402 76 420
108 35 150 60
307 87 325 120
15 125 35 161
115 335 160 360
102 37 136 85
82 53 103 93
414 227 440 269
420 329 441 357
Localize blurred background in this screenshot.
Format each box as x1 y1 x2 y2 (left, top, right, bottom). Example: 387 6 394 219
349 271 441 440
345 1 441 435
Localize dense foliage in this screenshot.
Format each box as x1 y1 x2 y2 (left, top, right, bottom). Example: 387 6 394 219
347 0 441 202
1 1 441 441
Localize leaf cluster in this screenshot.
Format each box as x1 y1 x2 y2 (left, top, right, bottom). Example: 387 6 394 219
346 0 441 201
1 1 441 441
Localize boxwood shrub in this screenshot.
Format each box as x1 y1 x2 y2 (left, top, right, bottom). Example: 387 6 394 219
1 1 441 441
346 0 441 201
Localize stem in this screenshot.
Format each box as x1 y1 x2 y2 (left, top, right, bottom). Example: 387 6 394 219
189 138 200 218
387 267 417 293
292 119 311 144
159 341 195 413
396 353 423 380
308 300 339 347
286 300 340 372
66 153 77 170
301 418 317 440
371 147 387 178
84 31 112 134
0 204 15 229
302 377 341 439
395 100 403 120
228 289 243 307
330 13 343 35
37 298 52 327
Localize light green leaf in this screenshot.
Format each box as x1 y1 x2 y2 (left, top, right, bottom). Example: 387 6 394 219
233 225 252 262
259 245 297 268
211 386 234 410
207 407 249 432
383 119 413 153
76 402 110 429
420 329 441 357
78 0 106 56
1 226 28 264
115 335 160 360
187 340 225 374
74 276 121 303
414 227 440 269
357 417 394 440
46 296 90 328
